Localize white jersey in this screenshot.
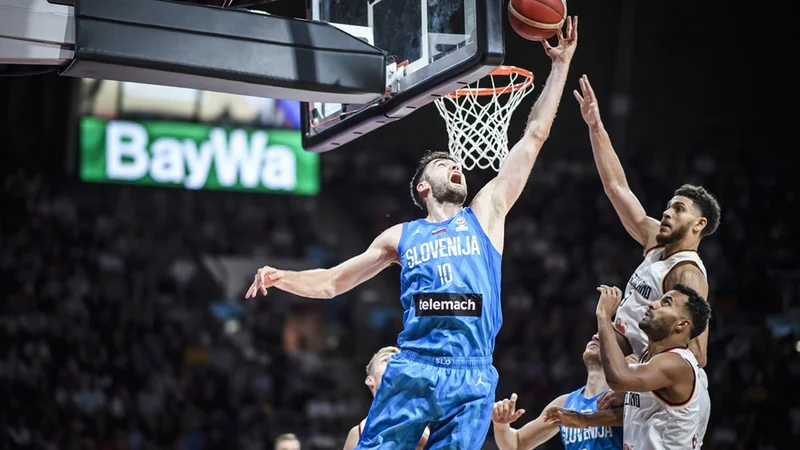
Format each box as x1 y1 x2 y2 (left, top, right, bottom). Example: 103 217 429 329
614 247 707 358
623 348 710 450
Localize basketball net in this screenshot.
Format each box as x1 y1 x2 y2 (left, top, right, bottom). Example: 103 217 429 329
434 66 535 172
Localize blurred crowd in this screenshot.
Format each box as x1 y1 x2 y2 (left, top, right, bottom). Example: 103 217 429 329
0 171 356 450
324 140 800 450
2 135 799 450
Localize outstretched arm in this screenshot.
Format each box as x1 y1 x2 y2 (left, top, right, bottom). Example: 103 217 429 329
472 17 578 222
492 393 567 450
574 75 660 251
664 263 710 368
544 405 623 428
245 224 402 299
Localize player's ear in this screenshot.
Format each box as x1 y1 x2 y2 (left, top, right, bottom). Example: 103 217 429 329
416 180 430 197
365 375 375 390
675 318 691 335
416 179 429 191
693 216 707 235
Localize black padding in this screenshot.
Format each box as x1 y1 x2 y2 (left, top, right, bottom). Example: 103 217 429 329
61 0 387 104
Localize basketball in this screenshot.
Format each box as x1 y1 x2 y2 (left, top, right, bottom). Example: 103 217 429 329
508 0 567 42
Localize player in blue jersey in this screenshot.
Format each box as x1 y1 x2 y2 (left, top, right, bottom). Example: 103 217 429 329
245 17 579 450
342 346 429 450
491 334 623 450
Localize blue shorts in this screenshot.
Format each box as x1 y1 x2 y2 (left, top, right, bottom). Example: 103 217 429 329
355 350 498 450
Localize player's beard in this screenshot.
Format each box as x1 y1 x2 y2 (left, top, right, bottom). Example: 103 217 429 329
431 181 467 206
638 315 672 342
655 222 691 245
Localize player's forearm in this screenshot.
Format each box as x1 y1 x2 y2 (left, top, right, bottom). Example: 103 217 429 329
572 408 624 428
588 124 631 195
274 268 336 299
492 423 520 450
598 317 633 391
523 61 571 142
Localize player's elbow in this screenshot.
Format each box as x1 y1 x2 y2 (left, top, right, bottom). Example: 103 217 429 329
603 182 630 200
525 121 551 143
323 268 342 299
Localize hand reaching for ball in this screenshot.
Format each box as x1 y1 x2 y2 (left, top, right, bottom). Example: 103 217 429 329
542 16 578 64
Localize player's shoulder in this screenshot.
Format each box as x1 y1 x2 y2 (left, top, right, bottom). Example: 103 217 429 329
663 256 708 296
343 423 362 450
664 249 704 263
384 223 405 234
642 245 664 259
667 346 699 361
650 349 696 375
347 423 360 436
548 393 570 408
374 223 404 246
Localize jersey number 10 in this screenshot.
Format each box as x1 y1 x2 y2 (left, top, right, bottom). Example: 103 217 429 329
437 263 453 285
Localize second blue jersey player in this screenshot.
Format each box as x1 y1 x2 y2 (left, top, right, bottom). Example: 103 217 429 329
246 17 579 450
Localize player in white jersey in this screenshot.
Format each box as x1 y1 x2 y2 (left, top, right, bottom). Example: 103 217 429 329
573 75 721 372
547 285 711 450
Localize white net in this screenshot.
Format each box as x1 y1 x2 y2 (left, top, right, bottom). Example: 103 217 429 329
434 67 535 171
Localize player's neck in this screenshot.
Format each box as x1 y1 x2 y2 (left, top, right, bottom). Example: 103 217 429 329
425 202 462 222
584 367 609 398
662 238 700 258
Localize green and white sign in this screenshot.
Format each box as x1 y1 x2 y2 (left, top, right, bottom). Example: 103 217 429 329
80 117 319 195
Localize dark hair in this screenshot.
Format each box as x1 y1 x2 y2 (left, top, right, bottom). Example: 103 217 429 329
672 283 711 339
673 184 721 238
409 150 457 211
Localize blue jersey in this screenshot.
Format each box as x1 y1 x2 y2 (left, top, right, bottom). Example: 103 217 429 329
396 207 502 357
559 387 623 450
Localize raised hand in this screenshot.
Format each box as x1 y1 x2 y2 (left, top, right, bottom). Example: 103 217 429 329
492 393 526 425
596 285 623 319
573 75 602 128
542 16 578 64
244 265 286 299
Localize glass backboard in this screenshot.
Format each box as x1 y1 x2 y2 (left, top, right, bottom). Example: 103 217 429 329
302 0 503 152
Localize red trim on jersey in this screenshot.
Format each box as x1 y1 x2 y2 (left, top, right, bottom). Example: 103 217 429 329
660 248 699 261
641 345 689 363
644 245 664 256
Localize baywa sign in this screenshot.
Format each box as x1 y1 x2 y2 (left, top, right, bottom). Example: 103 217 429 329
80 118 319 195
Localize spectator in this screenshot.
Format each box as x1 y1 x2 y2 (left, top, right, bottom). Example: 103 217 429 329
274 433 301 450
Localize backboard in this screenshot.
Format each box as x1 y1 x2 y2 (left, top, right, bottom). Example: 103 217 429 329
302 0 504 152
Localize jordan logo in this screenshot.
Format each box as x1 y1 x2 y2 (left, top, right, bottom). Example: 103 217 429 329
475 377 488 386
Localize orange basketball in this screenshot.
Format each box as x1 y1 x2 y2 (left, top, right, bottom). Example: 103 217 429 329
508 0 566 42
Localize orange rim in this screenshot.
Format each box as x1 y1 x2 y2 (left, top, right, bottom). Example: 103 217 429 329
445 65 534 99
